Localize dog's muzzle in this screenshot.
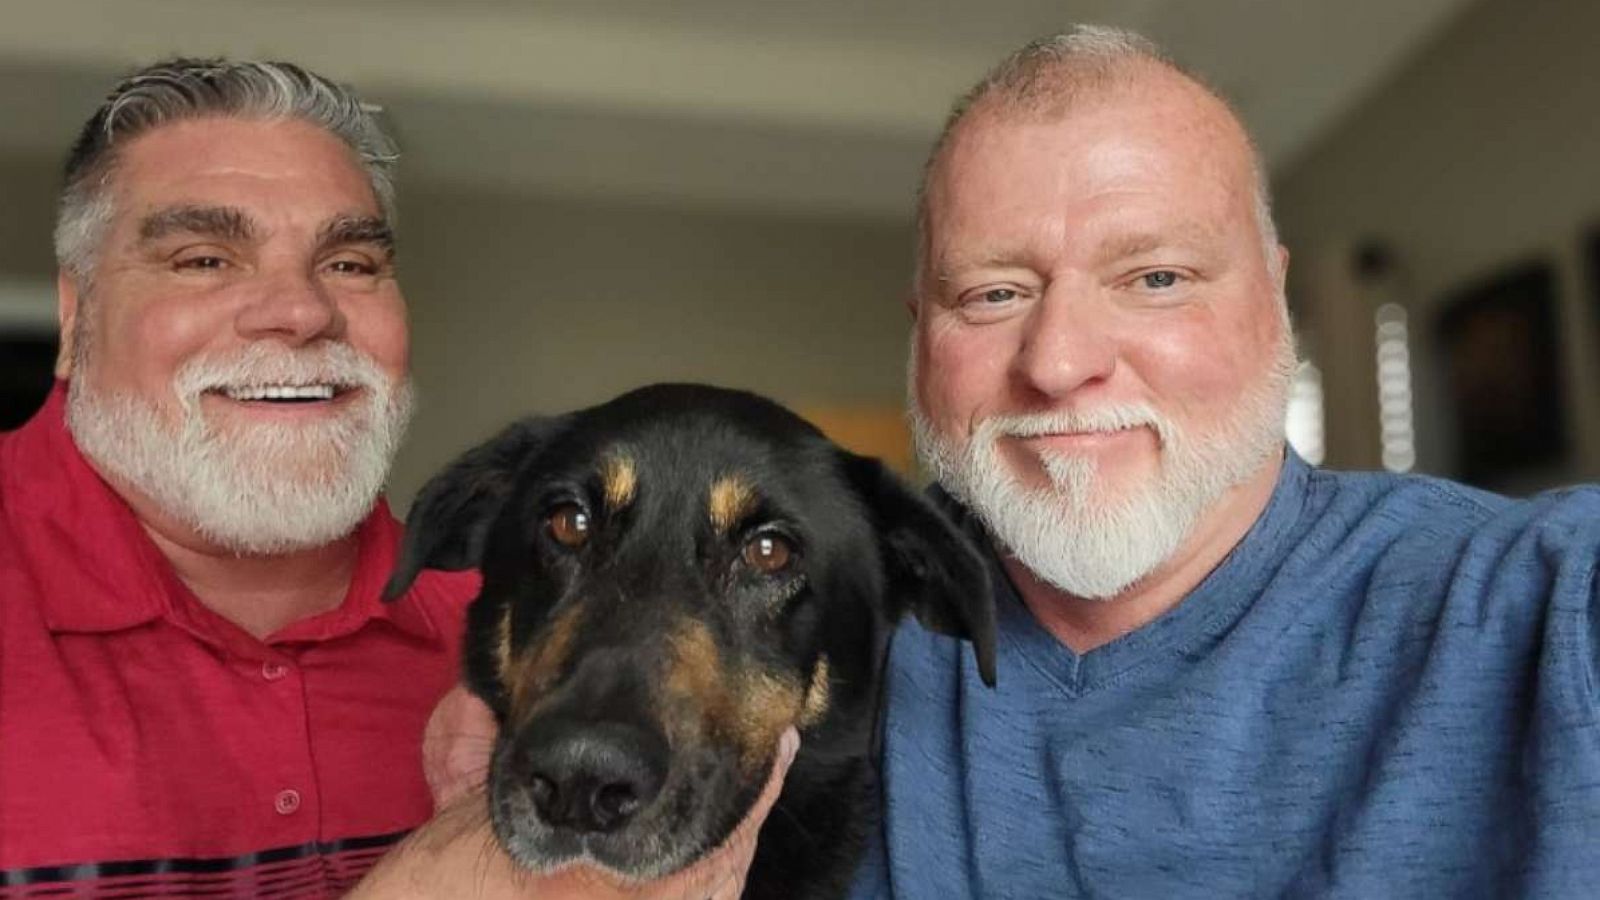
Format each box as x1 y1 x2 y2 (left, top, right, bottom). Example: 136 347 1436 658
508 716 669 834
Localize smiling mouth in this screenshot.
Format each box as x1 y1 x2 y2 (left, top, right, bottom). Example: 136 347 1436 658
210 383 350 404
1017 426 1143 441
1011 427 1155 457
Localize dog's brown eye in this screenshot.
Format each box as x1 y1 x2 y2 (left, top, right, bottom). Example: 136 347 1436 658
547 503 591 548
744 532 793 573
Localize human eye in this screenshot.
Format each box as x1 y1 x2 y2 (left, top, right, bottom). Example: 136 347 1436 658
171 250 232 272
326 257 378 276
953 282 1032 322
1120 267 1200 304
1137 269 1183 290
320 250 388 282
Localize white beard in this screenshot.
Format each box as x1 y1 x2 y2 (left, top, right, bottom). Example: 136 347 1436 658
67 342 413 556
910 338 1293 600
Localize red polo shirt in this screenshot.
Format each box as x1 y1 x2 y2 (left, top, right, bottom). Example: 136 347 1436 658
0 384 480 897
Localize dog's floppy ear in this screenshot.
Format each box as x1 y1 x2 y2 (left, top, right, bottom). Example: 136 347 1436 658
842 452 997 687
383 416 563 601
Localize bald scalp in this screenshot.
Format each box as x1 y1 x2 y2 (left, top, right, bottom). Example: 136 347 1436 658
913 26 1280 292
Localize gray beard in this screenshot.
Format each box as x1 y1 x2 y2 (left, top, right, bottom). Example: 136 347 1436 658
67 342 413 556
908 337 1293 600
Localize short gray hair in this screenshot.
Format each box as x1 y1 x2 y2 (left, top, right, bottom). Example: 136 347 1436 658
55 58 400 281
914 25 1280 289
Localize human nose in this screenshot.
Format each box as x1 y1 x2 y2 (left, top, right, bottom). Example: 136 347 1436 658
1012 281 1118 399
234 266 343 346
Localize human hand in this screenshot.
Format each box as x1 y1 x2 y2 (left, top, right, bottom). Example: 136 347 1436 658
351 685 799 898
420 684 498 808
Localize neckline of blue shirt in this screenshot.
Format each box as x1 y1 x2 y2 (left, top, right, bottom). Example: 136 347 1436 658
945 450 1312 697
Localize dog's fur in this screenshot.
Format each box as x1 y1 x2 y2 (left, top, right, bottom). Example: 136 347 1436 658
385 384 995 899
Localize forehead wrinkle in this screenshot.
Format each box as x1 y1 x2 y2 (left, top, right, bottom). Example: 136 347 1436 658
137 204 257 244
600 451 638 512
708 475 757 534
931 192 1072 282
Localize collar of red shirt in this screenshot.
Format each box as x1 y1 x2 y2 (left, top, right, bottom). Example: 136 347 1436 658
2 382 444 652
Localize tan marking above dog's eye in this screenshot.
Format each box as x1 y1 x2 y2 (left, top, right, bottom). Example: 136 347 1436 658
547 503 591 548
600 453 637 511
709 476 756 534
743 532 794 573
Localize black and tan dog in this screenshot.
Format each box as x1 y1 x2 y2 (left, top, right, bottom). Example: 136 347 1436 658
384 384 994 899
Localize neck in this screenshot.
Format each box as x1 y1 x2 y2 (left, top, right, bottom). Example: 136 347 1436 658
103 469 361 640
144 525 360 640
1003 451 1283 654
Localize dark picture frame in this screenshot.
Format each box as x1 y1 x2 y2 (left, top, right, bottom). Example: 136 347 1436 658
1432 259 1568 490
1587 223 1600 346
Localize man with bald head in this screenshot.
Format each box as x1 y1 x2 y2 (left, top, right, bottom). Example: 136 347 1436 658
850 26 1600 898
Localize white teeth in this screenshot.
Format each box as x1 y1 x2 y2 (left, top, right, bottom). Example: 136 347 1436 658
222 384 337 402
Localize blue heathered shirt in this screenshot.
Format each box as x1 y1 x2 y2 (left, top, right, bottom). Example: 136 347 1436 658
849 453 1600 898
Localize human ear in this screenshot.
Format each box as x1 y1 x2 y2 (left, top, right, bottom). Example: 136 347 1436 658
54 271 80 379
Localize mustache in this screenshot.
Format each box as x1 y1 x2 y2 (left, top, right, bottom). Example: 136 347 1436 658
978 404 1175 443
172 343 389 401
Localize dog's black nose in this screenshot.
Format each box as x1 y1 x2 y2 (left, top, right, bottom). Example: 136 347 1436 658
515 721 668 834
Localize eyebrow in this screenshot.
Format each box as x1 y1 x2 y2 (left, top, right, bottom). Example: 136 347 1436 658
933 219 1235 281
1093 224 1228 264
933 252 1033 284
317 214 396 259
138 205 257 244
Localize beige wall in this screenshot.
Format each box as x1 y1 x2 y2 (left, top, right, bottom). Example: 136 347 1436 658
0 156 59 278
391 186 915 507
1275 0 1600 486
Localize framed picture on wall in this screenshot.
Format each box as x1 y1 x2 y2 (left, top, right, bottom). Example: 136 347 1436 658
1432 259 1568 491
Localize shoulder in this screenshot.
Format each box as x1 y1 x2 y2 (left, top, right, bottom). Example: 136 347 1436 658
1284 469 1599 640
368 498 483 610
405 568 482 611
1298 467 1597 567
1302 465 1506 529
363 500 482 647
389 566 480 654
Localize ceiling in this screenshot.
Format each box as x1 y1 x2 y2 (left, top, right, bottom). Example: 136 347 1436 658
0 0 1478 219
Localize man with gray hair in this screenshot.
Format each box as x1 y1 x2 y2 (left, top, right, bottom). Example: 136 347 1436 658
0 58 786 899
850 25 1600 898
0 56 480 896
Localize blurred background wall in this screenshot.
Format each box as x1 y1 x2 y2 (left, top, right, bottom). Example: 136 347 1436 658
1276 0 1600 494
0 0 1594 504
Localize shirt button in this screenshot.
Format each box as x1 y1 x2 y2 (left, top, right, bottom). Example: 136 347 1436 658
261 662 288 681
274 789 301 815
